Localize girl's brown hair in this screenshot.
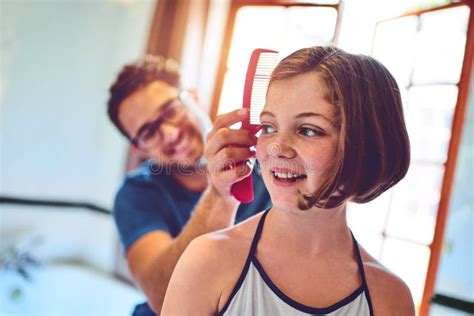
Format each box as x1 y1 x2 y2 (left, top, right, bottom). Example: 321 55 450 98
269 46 410 209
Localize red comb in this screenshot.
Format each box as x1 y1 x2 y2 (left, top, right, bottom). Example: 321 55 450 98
231 48 279 203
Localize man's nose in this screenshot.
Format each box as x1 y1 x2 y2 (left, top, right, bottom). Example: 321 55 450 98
160 122 181 145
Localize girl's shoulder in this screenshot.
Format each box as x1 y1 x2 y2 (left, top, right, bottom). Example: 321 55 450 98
359 249 416 316
189 212 265 307
188 211 264 278
194 210 264 256
162 212 265 313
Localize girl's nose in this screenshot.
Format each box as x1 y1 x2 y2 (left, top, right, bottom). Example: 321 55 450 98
268 137 297 159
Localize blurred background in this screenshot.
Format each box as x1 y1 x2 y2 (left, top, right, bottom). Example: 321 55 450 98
0 0 472 315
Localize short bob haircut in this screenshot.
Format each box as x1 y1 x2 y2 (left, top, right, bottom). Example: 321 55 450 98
269 46 410 209
107 55 181 139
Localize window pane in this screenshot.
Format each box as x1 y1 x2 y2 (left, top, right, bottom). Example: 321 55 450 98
430 304 471 316
347 189 392 234
218 5 338 114
386 163 444 245
420 5 469 33
349 227 384 260
412 6 470 84
227 6 287 68
372 16 418 88
381 238 431 309
217 69 246 116
228 6 337 66
286 6 337 49
401 87 409 113
406 85 458 163
434 70 474 302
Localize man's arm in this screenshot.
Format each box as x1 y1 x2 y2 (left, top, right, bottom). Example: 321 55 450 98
126 108 256 313
126 186 238 313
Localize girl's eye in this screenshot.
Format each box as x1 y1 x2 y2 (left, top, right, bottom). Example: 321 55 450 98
261 125 276 134
299 127 324 137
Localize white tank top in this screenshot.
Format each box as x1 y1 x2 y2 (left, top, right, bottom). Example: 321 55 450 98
219 210 374 316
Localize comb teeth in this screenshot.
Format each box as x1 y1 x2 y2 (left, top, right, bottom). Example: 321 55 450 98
250 52 279 125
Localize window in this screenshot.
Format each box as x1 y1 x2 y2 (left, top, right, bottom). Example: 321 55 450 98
347 2 472 312
211 1 342 119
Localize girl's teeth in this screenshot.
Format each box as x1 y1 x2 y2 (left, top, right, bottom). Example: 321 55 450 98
274 172 301 179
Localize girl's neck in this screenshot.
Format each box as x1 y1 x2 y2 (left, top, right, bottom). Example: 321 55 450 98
264 204 352 257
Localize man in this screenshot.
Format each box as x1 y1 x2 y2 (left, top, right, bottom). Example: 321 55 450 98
107 55 271 315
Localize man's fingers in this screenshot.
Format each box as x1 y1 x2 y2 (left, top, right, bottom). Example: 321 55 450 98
211 162 254 189
204 129 257 159
208 147 256 172
228 162 254 181
212 108 248 131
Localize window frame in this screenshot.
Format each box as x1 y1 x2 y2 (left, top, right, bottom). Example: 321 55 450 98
209 0 343 121
372 2 473 314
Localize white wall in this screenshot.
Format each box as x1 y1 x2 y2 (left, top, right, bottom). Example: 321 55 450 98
1 0 155 208
0 0 155 273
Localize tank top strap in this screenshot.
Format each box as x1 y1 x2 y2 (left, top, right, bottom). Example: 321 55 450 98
350 230 375 315
217 208 271 315
249 208 271 257
349 231 368 286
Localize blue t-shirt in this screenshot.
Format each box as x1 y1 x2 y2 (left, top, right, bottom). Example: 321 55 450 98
113 160 271 316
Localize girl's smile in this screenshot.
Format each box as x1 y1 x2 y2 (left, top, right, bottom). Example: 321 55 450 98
256 72 340 210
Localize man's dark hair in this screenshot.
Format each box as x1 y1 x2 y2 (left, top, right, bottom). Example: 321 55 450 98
107 55 181 138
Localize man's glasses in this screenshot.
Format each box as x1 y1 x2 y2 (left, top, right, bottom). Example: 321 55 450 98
130 97 185 149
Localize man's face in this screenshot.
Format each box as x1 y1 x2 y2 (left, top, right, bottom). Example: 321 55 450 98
118 81 205 169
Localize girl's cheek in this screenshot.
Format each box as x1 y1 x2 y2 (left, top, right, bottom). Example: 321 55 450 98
256 139 268 161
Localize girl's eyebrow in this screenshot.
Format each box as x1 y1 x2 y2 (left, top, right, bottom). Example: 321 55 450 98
260 111 275 119
260 111 334 126
295 112 333 125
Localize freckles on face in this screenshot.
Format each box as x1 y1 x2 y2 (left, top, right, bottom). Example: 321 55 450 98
256 72 340 206
255 130 275 161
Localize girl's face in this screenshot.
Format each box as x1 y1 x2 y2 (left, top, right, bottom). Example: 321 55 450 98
256 72 340 211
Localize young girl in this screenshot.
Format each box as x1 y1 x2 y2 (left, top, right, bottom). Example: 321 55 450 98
161 46 415 315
